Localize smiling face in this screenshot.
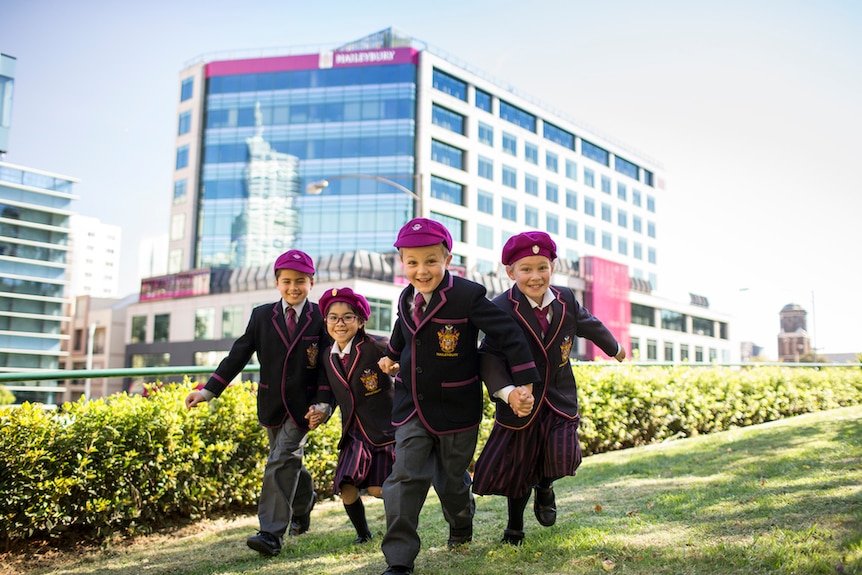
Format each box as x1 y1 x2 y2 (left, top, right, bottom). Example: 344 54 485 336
399 243 452 295
275 268 314 307
506 255 554 306
325 301 364 347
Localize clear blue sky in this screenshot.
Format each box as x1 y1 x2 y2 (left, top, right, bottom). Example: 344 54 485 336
2 0 861 358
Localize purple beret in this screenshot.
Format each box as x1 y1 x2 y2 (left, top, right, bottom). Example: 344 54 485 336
501 231 558 265
318 287 371 321
273 249 315 274
394 218 453 251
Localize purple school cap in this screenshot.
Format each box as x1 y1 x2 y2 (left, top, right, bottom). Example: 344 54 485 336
393 218 453 251
318 287 371 320
501 231 558 265
273 249 315 274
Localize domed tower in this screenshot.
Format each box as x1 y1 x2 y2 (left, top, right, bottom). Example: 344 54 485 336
778 303 810 362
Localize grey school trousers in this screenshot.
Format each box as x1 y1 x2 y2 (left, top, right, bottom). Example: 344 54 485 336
258 419 315 539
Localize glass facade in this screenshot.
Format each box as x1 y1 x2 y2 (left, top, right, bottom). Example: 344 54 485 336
0 162 75 390
198 59 417 267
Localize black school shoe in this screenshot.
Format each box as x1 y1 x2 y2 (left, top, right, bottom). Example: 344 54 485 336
447 525 473 549
353 531 373 544
246 531 281 556
381 567 413 575
533 485 557 527
289 490 318 536
501 528 525 546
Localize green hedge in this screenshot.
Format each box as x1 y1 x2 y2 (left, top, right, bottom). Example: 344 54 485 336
2 366 861 546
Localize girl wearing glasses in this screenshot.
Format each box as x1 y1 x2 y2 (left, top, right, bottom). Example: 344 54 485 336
313 287 395 545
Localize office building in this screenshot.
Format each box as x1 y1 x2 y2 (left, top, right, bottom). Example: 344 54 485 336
67 215 121 298
131 27 732 374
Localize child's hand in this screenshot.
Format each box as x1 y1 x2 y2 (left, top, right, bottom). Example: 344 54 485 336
305 406 326 430
378 356 400 376
184 391 206 409
614 348 626 362
508 385 535 417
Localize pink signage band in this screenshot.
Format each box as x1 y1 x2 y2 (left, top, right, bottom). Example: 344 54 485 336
206 47 419 77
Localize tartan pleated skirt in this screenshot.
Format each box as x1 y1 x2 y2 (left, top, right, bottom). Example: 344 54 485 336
333 425 395 494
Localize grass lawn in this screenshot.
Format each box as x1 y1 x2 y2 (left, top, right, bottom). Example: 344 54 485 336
6 405 861 575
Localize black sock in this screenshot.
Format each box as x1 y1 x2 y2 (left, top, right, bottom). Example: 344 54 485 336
506 493 531 531
344 498 370 536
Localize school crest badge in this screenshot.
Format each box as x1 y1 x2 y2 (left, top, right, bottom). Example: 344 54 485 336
361 369 380 395
306 342 319 367
560 335 573 365
437 324 460 357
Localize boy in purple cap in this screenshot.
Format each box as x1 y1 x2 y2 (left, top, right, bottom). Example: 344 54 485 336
184 249 332 556
377 218 540 575
314 287 395 545
473 231 625 546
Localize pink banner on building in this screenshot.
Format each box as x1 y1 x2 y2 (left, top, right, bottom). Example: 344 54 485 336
206 47 419 77
581 256 630 360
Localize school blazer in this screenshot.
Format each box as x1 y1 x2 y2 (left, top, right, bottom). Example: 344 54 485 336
320 334 395 448
204 301 331 428
481 285 620 430
385 272 539 434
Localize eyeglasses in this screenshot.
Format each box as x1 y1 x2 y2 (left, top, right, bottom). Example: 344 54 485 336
326 314 359 325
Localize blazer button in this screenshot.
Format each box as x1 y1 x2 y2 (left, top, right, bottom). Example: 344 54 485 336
416 367 423 374
416 339 421 346
417 394 424 400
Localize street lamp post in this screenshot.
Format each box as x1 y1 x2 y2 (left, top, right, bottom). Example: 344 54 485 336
305 173 422 217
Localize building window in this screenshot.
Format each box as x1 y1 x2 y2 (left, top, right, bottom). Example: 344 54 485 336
631 338 640 359
582 139 610 166
153 314 170 342
565 189 577 210
566 219 578 240
524 142 538 165
478 156 494 180
692 317 715 337
222 305 244 339
502 165 517 189
601 203 612 222
584 168 595 188
502 132 517 156
661 310 686 332
195 308 215 340
680 344 690 362
601 175 611 194
178 111 191 136
647 222 656 238
543 121 575 150
632 189 642 207
478 190 494 214
432 68 467 101
366 297 393 333
617 182 627 201
617 237 628 255
432 212 464 243
695 346 704 362
176 145 189 170
584 197 595 217
647 195 656 212
584 226 596 246
432 104 465 135
524 174 538 196
546 182 558 203
617 209 628 228
601 231 612 251
431 139 464 169
565 159 578 181
546 214 559 234
525 206 538 228
644 169 654 187
478 122 494 146
648 247 657 264
430 175 464 205
170 213 185 240
180 77 193 101
546 151 559 173
647 339 658 361
631 303 655 326
632 215 642 233
499 100 536 132
475 88 492 112
477 224 494 249
502 199 517 222
634 242 643 260
173 179 187 203
615 155 639 180
130 316 147 344
662 342 674 362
